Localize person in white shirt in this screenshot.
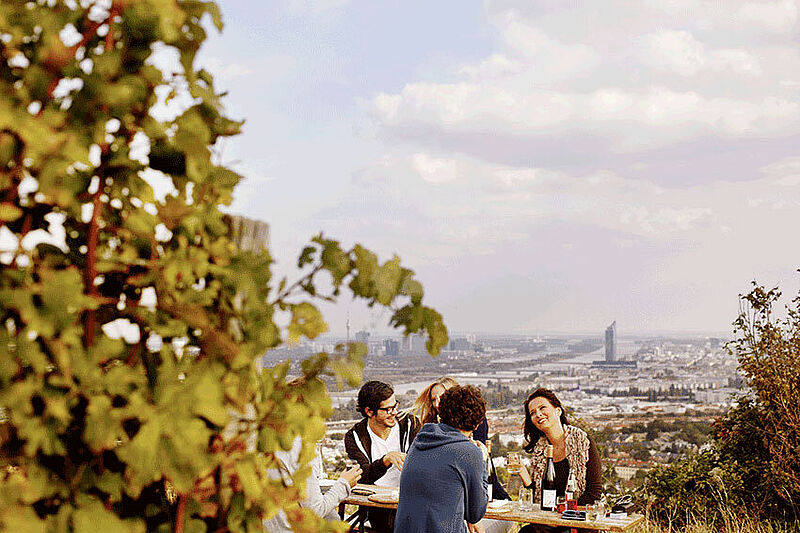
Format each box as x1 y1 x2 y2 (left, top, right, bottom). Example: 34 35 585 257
262 436 361 532
344 381 421 532
263 376 362 532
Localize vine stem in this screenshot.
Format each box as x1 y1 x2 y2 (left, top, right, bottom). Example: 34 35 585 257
83 8 117 347
84 188 102 347
175 494 186 533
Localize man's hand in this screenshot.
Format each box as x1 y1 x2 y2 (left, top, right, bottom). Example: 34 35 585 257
467 521 485 533
382 451 406 471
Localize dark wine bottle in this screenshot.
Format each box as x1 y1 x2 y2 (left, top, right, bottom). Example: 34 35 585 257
541 444 557 511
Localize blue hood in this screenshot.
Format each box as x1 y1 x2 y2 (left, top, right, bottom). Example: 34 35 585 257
413 422 470 450
395 421 489 532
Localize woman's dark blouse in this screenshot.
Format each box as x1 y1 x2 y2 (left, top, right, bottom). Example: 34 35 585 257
550 437 602 505
473 418 511 500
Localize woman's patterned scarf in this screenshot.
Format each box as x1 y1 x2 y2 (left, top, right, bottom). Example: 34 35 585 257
528 425 590 503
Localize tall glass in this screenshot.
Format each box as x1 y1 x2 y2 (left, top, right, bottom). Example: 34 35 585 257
506 452 522 474
517 486 533 512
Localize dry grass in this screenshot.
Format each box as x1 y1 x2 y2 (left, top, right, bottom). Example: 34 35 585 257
628 516 799 533
504 514 799 533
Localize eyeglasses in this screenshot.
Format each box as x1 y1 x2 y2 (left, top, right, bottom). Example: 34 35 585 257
376 403 399 413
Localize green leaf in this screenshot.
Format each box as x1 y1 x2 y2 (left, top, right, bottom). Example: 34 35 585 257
84 395 119 452
189 365 228 427
95 472 124 502
288 303 328 342
297 246 315 268
317 237 351 286
73 498 145 533
0 203 22 222
117 421 161 494
0 506 46 533
375 257 402 305
234 457 262 503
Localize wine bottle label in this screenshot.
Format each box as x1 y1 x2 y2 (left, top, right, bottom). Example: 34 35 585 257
542 489 556 510
566 490 574 500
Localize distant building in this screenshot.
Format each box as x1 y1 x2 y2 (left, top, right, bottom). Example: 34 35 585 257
354 330 370 343
384 339 400 357
402 333 427 355
594 320 636 368
449 337 472 351
605 321 617 362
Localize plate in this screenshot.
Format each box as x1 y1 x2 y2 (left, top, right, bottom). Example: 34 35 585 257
368 492 399 504
487 504 512 513
487 501 510 509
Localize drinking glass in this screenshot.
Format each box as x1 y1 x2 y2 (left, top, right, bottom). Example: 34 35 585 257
587 500 606 521
517 486 533 512
567 497 577 511
596 499 606 518
556 495 567 513
506 452 522 474
586 502 598 521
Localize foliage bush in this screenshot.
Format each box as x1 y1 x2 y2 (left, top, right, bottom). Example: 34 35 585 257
641 281 800 527
0 2 447 532
641 449 745 530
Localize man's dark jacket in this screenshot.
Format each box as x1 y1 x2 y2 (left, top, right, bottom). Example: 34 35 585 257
344 413 421 484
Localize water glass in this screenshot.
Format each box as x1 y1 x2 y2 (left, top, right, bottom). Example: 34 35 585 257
517 486 533 511
587 500 605 521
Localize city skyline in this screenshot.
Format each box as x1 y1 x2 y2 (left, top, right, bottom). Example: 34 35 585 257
195 1 800 335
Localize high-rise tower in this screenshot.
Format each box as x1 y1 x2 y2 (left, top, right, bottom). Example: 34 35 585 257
605 321 617 362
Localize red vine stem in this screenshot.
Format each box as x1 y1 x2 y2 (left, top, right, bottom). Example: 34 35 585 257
84 6 119 347
84 188 102 347
175 494 186 533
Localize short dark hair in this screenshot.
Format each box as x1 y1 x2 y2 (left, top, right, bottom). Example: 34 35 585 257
523 388 569 452
357 380 394 418
438 385 485 432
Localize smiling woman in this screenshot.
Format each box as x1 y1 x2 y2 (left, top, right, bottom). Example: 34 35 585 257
514 389 603 533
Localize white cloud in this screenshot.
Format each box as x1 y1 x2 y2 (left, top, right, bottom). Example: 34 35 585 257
619 206 713 234
366 2 800 162
735 1 799 32
459 54 521 80
411 153 458 184
642 0 798 34
370 84 800 151
288 0 350 16
643 30 762 77
497 20 601 81
760 157 800 185
201 57 255 78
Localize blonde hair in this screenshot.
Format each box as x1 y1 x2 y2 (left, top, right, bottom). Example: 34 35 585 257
412 376 459 425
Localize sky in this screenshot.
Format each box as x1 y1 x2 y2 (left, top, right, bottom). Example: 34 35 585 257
194 0 800 336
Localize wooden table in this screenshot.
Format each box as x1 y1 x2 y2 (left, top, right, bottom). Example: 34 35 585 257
339 484 644 532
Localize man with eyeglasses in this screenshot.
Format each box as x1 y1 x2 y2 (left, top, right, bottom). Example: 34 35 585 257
344 380 421 532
